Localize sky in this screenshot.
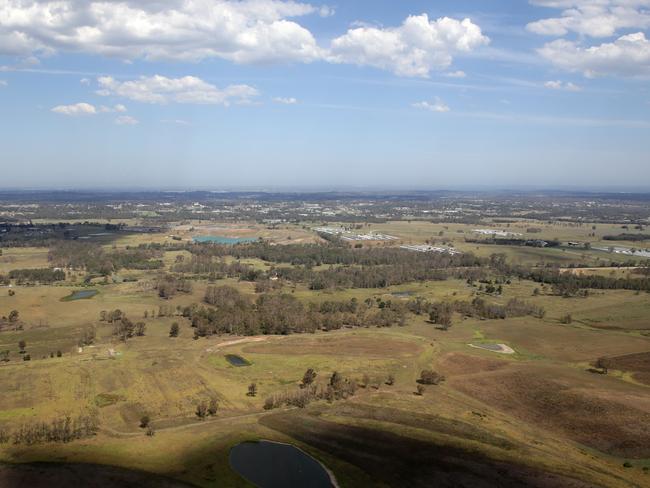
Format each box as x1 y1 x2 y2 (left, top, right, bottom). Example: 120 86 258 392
1 0 649 190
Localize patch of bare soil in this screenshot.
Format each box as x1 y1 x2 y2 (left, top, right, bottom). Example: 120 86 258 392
438 352 509 376
244 335 420 358
452 368 650 458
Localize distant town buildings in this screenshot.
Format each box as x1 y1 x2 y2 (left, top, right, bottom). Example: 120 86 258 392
400 244 461 255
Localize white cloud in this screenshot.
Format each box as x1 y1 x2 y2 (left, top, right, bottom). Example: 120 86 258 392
98 104 128 113
413 98 450 113
528 0 650 38
328 14 489 77
51 102 97 116
0 0 323 63
0 80 7 87
80 78 90 86
319 6 335 17
161 119 190 126
273 96 298 104
544 80 582 91
115 115 138 125
539 32 650 77
445 70 466 78
97 75 260 105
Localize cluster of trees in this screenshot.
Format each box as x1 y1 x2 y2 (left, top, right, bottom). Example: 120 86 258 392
264 370 358 410
195 398 219 419
407 296 545 329
465 238 560 248
48 242 163 275
100 310 145 341
173 242 491 290
8 268 65 284
0 309 21 331
190 286 408 337
171 255 253 280
526 269 650 294
79 327 96 347
603 234 650 242
3 414 98 445
155 273 192 299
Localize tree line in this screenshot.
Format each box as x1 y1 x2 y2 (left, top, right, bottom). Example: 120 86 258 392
0 413 98 445
7 268 65 284
48 242 163 275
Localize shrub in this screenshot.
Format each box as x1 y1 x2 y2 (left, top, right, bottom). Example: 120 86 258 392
418 370 445 385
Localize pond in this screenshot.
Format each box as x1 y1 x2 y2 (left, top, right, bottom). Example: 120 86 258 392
61 289 99 301
193 236 257 245
225 354 251 367
229 440 335 488
391 291 415 298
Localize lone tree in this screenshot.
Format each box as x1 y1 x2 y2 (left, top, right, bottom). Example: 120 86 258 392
329 371 343 390
169 322 180 338
385 373 395 386
561 313 573 324
196 401 208 419
208 398 219 416
596 357 611 374
429 305 452 330
139 415 150 428
8 310 19 323
300 368 317 388
18 340 26 354
416 384 425 396
247 382 258 397
135 322 146 337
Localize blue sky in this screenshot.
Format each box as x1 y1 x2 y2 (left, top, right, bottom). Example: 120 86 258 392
1 0 649 190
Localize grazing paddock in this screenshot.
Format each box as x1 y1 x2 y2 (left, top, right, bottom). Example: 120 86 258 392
450 365 650 458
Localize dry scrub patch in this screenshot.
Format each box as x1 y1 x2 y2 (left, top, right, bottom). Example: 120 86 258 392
451 366 650 458
438 352 509 376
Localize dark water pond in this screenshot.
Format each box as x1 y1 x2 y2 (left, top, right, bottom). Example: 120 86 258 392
391 291 415 298
225 354 251 367
62 289 99 301
193 236 256 244
229 441 334 488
